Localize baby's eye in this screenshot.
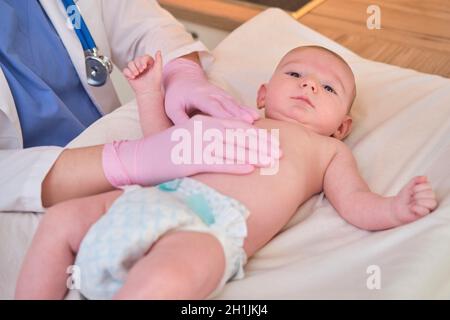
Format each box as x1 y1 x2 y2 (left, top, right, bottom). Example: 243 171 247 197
287 72 301 78
323 85 336 94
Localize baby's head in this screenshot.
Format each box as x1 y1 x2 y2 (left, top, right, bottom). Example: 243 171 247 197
257 46 356 140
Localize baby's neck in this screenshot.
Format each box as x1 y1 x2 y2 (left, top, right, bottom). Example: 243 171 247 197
257 115 312 133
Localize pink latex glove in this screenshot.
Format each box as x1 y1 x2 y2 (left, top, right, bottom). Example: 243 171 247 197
102 115 281 187
163 58 260 124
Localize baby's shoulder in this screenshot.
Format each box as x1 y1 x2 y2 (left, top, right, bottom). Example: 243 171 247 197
306 136 354 175
324 136 349 150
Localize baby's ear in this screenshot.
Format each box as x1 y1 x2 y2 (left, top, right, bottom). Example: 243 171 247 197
332 115 352 140
256 84 267 109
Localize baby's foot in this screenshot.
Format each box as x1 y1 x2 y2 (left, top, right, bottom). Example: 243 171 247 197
123 51 162 95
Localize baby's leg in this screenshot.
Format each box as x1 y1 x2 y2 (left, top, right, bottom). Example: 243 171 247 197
15 190 122 299
114 230 225 300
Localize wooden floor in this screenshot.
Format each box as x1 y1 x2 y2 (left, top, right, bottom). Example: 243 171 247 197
299 0 450 78
159 0 450 78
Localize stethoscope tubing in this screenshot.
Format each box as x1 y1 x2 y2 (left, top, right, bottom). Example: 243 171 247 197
61 0 97 52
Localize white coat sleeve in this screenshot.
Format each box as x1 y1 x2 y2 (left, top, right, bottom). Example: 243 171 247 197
0 147 63 212
100 0 212 70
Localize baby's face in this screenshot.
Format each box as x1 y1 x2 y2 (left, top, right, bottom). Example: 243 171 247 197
257 47 356 138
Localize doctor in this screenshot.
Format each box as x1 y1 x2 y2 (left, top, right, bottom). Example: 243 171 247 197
0 0 271 212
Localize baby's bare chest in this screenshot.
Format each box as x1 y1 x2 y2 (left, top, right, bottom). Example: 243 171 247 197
277 128 335 194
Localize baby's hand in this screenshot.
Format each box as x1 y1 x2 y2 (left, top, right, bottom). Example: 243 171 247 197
391 176 437 225
123 51 162 95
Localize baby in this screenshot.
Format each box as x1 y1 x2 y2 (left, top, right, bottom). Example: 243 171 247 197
15 46 438 300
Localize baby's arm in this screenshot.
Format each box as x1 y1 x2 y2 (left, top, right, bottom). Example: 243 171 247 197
123 51 172 136
323 142 438 231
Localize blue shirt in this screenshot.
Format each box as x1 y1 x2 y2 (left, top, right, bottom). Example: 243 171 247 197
0 0 102 147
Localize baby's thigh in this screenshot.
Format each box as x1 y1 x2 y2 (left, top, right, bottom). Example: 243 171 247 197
115 230 225 299
42 190 123 252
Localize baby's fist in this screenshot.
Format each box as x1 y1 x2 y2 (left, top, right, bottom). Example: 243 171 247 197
123 51 162 94
392 176 437 225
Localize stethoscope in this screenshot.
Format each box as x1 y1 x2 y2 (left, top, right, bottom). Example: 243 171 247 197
61 0 113 87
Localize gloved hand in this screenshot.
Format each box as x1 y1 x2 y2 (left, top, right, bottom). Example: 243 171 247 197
102 115 281 187
163 58 260 124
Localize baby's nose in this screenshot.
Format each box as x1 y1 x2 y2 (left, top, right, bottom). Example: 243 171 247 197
300 79 317 93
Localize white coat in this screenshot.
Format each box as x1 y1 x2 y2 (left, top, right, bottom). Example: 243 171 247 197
0 0 209 212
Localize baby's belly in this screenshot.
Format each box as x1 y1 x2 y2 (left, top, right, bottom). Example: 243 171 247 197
193 157 312 256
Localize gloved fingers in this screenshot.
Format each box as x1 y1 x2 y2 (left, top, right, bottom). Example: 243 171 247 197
225 138 281 166
212 93 259 123
209 94 243 118
210 133 281 167
166 104 191 124
212 92 260 122
198 98 238 120
210 94 255 123
213 144 275 168
239 104 261 121
179 117 279 168
212 116 256 131
194 115 282 160
216 118 280 155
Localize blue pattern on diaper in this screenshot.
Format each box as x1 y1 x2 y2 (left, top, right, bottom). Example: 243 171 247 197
159 179 215 225
158 179 182 191
185 194 215 226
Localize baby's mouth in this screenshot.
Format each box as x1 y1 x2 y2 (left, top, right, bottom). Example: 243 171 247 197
290 96 314 108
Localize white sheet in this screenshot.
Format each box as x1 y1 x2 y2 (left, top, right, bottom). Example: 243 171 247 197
1 8 449 299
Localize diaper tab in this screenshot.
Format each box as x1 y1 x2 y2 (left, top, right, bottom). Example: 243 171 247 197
185 194 215 226
158 179 182 192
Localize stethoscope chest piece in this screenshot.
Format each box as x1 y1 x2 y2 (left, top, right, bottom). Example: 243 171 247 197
85 49 113 87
